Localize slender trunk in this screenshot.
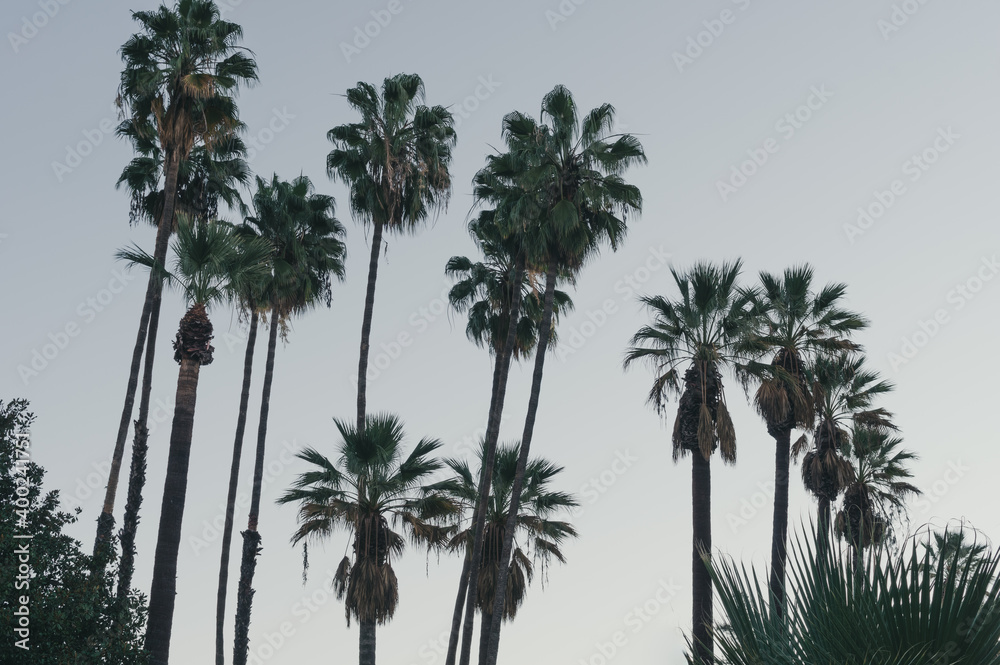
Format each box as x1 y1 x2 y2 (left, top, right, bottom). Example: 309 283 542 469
817 496 831 557
445 554 472 665
691 450 713 664
768 426 791 620
458 252 526 665
115 421 147 604
483 263 557 665
216 309 259 665
357 220 384 432
478 612 492 665
359 619 377 665
96 149 180 557
233 312 279 665
144 355 202 665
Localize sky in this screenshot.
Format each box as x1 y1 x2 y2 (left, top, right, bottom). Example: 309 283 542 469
2 0 999 663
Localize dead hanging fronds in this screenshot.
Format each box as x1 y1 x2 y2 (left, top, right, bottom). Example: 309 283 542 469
717 400 737 465
755 378 790 424
698 403 714 462
791 433 810 461
672 411 684 461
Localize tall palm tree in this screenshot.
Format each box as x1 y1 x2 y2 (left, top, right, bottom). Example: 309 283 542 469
118 218 270 665
113 121 252 607
326 73 456 432
99 0 257 559
479 86 645 665
625 261 759 665
428 442 577 665
748 266 867 615
835 426 919 559
801 352 894 555
229 175 347 665
443 212 574 665
923 524 991 587
277 413 457 665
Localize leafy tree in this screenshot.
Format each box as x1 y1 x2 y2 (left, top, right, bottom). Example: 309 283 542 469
326 73 456 432
625 261 759 665
0 399 147 665
277 414 457 665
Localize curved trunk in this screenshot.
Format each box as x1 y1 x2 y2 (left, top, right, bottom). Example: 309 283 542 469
445 554 472 665
357 220 384 432
768 425 791 619
359 619 376 665
691 449 713 664
233 311 279 665
478 612 492 665
482 262 557 665
216 309 259 665
96 148 181 558
458 251 526 665
115 421 147 605
144 353 202 665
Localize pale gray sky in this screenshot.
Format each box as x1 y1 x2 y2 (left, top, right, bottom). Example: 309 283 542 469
2 1 999 663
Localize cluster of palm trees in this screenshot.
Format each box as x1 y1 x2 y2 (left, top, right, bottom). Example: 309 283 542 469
624 262 922 663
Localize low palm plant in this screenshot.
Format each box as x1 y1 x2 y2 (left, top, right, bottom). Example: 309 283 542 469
428 442 577 665
277 413 457 665
704 526 1000 665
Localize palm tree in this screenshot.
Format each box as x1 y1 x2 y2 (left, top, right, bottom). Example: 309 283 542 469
113 120 252 607
835 426 919 559
118 218 270 665
229 175 347 665
923 523 991 587
428 442 577 665
277 413 457 665
801 352 894 555
476 86 645 665
442 214 573 665
98 0 257 560
625 261 759 665
326 73 456 432
748 266 867 614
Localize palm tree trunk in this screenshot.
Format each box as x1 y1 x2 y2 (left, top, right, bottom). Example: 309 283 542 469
482 262 557 665
691 450 713 664
458 252 526 665
115 421 147 604
233 311 279 665
144 354 202 665
96 149 181 558
357 219 384 431
359 619 377 665
217 309 259 665
768 426 791 619
817 496 831 556
478 612 492 665
445 554 472 665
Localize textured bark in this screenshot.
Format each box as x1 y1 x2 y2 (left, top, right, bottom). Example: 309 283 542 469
478 612 492 665
232 311 279 664
359 619 376 665
483 263 557 665
458 252 526 665
357 220 384 432
768 425 791 619
445 555 472 665
115 420 148 604
817 496 831 556
216 309 259 665
96 148 180 558
144 355 202 665
691 450 713 664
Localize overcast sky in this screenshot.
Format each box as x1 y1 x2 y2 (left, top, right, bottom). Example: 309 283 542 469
3 0 1000 663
